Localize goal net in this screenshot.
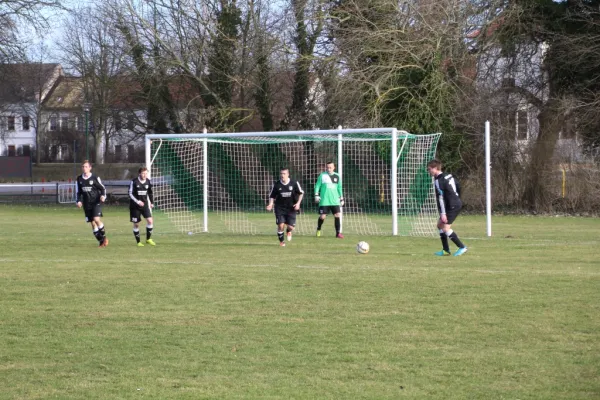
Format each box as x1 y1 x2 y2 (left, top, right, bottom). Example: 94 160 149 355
146 128 441 236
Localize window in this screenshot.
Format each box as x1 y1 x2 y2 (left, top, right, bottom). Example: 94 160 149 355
493 110 517 139
501 77 515 88
60 144 68 160
61 117 69 131
516 111 528 140
7 116 15 131
50 116 58 131
115 145 122 162
50 145 58 160
22 116 30 130
22 145 31 157
562 118 576 139
8 145 16 156
76 115 84 131
114 114 122 131
128 145 135 162
127 114 135 130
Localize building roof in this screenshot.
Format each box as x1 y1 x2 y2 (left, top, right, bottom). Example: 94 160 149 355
42 76 84 110
466 17 505 40
0 63 62 103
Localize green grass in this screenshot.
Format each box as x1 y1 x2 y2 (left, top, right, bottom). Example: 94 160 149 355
0 205 599 399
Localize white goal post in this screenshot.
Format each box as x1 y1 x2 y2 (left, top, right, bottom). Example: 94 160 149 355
145 128 441 236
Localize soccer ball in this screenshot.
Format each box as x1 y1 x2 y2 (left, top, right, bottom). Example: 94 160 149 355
356 241 370 254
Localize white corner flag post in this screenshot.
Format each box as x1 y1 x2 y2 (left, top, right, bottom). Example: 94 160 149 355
391 128 398 236
485 120 492 237
145 136 152 178
203 127 209 232
337 125 343 234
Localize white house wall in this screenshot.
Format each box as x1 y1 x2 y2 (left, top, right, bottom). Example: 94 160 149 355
0 103 37 156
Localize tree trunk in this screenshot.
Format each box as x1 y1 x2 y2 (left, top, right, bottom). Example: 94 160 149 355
522 99 562 210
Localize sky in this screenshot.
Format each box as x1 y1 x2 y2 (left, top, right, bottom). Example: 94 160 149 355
18 0 81 63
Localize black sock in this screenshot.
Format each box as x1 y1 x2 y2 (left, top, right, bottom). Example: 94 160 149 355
277 231 284 242
334 217 341 234
146 225 153 240
98 225 106 240
440 230 450 252
449 231 465 249
317 218 324 230
93 230 102 243
133 229 140 243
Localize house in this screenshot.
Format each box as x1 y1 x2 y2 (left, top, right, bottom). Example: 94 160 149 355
40 74 148 163
0 63 149 163
0 63 63 159
469 24 585 162
1 62 306 163
39 75 85 161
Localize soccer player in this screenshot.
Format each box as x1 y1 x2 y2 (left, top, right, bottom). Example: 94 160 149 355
427 159 468 256
129 167 156 246
76 160 108 247
266 167 304 247
314 161 344 238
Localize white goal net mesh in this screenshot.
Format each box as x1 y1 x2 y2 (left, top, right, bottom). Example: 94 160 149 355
148 130 441 236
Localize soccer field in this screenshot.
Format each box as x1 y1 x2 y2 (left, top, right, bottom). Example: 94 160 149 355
1 205 599 399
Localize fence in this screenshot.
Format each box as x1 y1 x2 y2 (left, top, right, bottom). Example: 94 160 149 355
0 182 131 204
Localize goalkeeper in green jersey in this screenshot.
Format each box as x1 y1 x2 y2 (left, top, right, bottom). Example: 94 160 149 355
314 161 344 238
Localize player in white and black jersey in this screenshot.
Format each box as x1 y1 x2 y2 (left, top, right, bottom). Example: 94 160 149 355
76 160 108 247
427 159 467 256
129 167 156 246
266 168 304 247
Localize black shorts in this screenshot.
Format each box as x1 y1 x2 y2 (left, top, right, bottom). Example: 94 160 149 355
445 206 461 224
319 206 341 215
84 204 103 222
130 206 153 223
275 211 297 226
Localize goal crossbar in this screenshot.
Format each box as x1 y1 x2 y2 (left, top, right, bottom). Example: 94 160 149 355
146 128 410 140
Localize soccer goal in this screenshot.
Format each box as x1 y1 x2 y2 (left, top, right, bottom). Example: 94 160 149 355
145 128 441 236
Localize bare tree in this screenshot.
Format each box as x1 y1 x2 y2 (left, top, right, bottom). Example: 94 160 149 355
58 5 131 163
278 0 325 130
315 0 482 175
107 0 240 132
472 0 600 210
0 0 63 62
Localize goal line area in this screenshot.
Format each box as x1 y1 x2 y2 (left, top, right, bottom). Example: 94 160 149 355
146 128 441 236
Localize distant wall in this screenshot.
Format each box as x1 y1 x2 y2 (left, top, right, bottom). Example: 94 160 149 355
0 156 32 178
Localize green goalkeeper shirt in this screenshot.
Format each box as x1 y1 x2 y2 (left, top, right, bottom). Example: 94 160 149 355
314 172 343 206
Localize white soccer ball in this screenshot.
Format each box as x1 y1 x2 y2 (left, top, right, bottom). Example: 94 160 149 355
188 231 193 235
356 241 370 254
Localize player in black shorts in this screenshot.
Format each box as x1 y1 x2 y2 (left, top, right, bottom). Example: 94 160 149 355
129 167 155 246
76 160 108 247
427 159 468 256
266 167 304 247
